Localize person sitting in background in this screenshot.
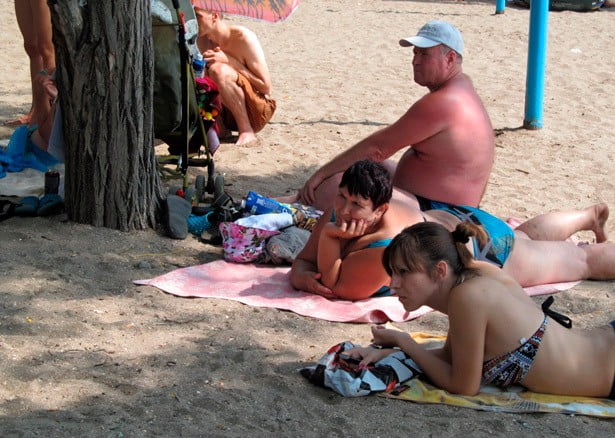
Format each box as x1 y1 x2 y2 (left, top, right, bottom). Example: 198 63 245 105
345 221 614 398
193 6 276 146
291 159 615 300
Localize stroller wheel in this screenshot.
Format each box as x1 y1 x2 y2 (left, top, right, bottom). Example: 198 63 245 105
214 174 225 199
195 175 206 202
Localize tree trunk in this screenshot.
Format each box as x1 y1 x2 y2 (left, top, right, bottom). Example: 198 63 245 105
49 0 163 231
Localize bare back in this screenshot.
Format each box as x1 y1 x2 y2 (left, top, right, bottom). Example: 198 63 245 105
393 74 493 206
450 264 615 397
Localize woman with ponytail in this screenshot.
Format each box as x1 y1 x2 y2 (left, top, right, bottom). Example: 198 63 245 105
345 221 615 398
292 160 615 300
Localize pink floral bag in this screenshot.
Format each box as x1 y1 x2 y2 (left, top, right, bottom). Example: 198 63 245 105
219 222 280 263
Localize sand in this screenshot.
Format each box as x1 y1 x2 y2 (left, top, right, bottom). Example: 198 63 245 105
1 0 614 436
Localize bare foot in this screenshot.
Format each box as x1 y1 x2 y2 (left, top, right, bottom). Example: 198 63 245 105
235 132 259 146
591 202 609 243
4 112 32 127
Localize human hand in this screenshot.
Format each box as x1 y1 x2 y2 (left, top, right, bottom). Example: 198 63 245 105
323 218 368 240
371 325 410 348
292 270 335 298
36 70 58 103
203 47 228 65
298 172 323 206
344 346 395 369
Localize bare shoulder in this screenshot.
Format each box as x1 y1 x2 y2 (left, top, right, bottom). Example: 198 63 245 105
231 25 258 44
449 267 513 309
434 74 479 103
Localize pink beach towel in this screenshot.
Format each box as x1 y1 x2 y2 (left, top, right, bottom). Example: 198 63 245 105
134 260 580 324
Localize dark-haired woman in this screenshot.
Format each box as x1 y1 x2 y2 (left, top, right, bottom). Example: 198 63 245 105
290 160 424 300
291 160 614 300
345 221 615 398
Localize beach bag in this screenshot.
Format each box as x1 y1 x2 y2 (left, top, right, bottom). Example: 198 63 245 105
300 341 423 397
219 222 279 263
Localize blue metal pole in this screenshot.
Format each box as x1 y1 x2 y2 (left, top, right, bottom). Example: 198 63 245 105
523 0 549 129
495 0 506 14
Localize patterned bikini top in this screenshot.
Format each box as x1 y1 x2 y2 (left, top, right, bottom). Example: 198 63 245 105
481 316 548 387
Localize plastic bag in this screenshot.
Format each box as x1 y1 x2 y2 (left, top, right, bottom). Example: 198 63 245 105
300 341 422 397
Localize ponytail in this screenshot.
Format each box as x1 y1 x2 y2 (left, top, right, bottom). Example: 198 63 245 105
383 221 483 279
450 221 488 270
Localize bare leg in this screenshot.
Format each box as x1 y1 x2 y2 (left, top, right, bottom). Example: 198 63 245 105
504 238 615 286
583 242 615 280
31 0 55 73
207 63 257 146
7 0 37 125
6 0 55 127
515 203 609 243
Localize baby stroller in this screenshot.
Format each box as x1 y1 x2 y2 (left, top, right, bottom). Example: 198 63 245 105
152 0 220 197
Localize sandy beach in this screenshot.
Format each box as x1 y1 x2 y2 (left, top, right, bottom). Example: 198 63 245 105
1 0 614 436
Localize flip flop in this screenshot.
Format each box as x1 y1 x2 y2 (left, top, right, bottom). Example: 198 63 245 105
14 196 40 216
0 200 16 222
163 195 192 239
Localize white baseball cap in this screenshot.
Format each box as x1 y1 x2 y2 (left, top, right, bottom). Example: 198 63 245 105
399 20 464 57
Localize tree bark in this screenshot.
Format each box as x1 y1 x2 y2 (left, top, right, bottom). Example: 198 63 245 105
49 0 163 231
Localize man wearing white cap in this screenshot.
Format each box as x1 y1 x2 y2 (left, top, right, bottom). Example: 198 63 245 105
295 20 494 211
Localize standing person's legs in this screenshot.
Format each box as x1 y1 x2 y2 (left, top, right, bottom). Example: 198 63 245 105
8 0 38 125
31 0 55 73
28 0 55 127
7 0 55 127
514 203 609 243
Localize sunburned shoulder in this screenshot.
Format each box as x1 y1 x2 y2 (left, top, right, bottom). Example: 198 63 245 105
416 79 476 113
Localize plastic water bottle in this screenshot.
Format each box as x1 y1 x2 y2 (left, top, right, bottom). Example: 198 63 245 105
193 53 205 78
241 191 292 215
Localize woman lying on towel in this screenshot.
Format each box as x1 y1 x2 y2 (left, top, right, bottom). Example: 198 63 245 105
290 159 613 300
344 221 615 398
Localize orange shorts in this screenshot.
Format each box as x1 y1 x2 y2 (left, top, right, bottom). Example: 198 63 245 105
222 72 276 133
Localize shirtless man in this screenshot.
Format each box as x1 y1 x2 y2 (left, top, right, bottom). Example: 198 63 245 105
194 7 276 146
295 20 494 211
